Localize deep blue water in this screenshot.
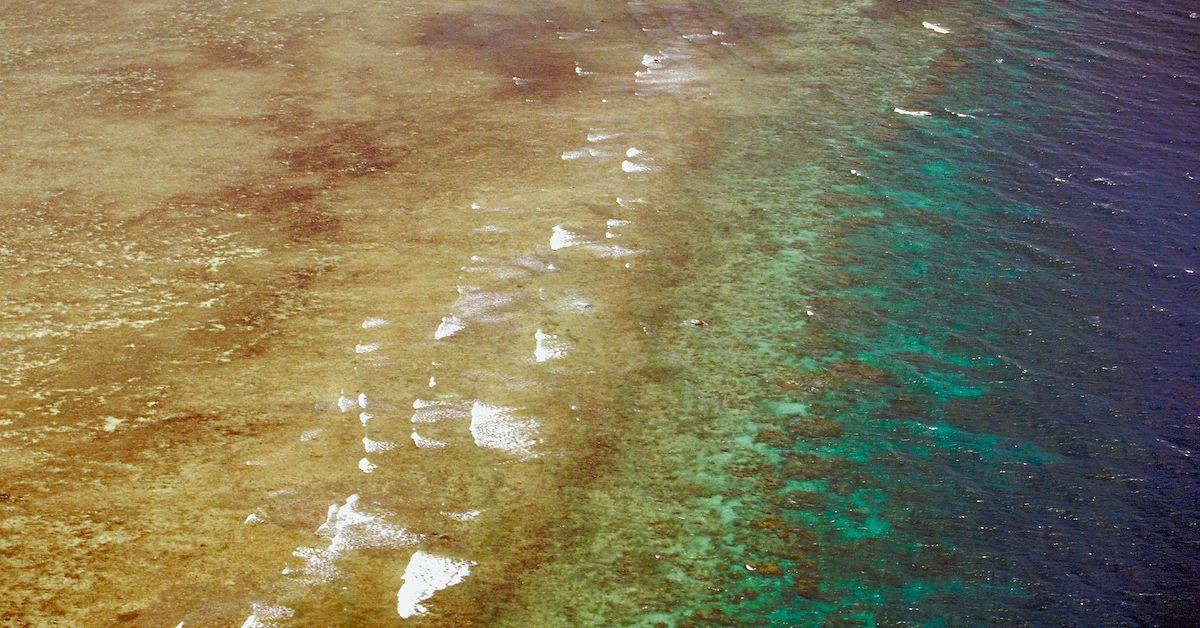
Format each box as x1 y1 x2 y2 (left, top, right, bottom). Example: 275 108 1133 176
923 2 1200 621
715 0 1199 623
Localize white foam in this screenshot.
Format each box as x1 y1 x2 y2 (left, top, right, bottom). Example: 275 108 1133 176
633 50 701 95
241 604 293 628
616 197 646 209
605 219 631 239
435 315 466 340
361 318 389 329
364 436 397 454
453 286 515 321
359 412 374 426
244 512 265 525
469 401 540 458
534 329 570 363
463 255 555 280
621 160 654 173
428 375 437 388
894 107 932 117
358 393 370 409
411 398 471 423
922 21 951 34
396 551 475 619
411 430 449 449
550 225 585 250
544 289 593 313
355 342 381 354
587 132 619 142
585 243 641 259
625 147 644 158
300 428 323 442
358 457 377 473
561 147 605 160
441 510 481 522
292 495 422 584
337 392 356 413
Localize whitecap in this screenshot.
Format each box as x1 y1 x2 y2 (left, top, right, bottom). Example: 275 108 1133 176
922 21 951 34
534 329 571 363
396 551 475 619
411 430 448 449
894 107 932 117
469 401 540 457
435 315 466 340
291 495 422 583
411 398 471 423
364 436 397 454
550 225 585 250
441 510 481 522
361 318 389 329
561 147 604 160
453 287 515 321
621 160 654 173
606 219 631 239
358 457 377 473
355 342 381 354
241 604 293 628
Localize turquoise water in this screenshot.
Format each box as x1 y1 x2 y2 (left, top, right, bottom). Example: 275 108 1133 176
1 0 1194 623
666 0 1198 623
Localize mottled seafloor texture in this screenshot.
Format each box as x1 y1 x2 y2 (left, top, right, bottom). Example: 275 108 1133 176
1 0 1197 625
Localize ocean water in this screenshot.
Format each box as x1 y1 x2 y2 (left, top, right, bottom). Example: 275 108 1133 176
0 0 1195 625
676 0 1200 623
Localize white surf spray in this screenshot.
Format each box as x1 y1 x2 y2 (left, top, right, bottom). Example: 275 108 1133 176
396 551 475 619
469 401 540 458
534 329 571 363
435 315 466 340
550 225 585 250
411 430 448 449
289 495 421 583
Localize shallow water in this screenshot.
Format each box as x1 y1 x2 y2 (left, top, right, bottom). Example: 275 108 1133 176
1 0 1196 625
